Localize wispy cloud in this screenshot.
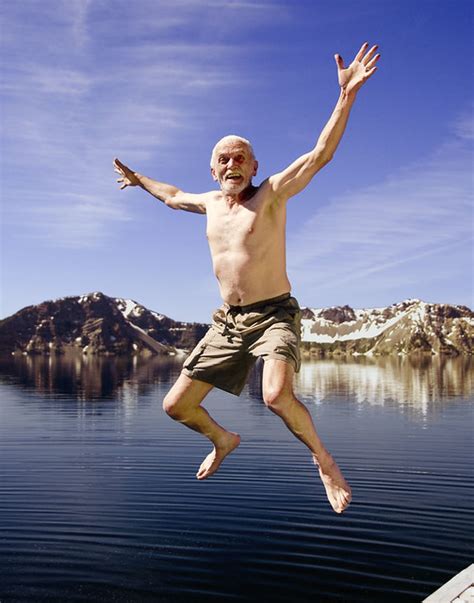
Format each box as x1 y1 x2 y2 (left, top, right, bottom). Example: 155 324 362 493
451 106 474 141
18 194 132 249
287 121 473 301
2 0 285 248
68 0 93 49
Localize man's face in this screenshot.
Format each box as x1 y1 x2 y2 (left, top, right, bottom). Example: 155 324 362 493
211 141 258 196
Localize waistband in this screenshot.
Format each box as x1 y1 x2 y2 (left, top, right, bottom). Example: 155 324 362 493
225 292 291 313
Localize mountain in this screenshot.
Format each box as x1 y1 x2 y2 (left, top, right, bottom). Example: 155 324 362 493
300 299 474 357
0 294 472 357
0 292 209 356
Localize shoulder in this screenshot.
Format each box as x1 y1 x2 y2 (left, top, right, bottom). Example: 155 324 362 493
202 190 222 210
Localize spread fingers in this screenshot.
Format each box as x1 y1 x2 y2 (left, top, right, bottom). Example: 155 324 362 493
355 42 369 62
363 45 378 65
365 54 381 70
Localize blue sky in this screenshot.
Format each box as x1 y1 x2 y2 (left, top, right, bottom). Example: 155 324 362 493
1 0 472 322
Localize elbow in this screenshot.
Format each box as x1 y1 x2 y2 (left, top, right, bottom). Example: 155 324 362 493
309 150 332 171
310 146 333 169
319 153 333 167
164 195 180 210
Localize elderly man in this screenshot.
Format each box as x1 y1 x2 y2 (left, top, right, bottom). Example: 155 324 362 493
114 43 380 513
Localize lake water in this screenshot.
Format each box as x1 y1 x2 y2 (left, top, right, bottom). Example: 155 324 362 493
0 354 472 602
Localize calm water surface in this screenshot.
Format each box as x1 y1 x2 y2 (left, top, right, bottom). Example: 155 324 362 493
0 354 472 602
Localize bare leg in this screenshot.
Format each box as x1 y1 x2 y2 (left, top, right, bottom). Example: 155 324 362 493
163 373 240 480
262 359 352 513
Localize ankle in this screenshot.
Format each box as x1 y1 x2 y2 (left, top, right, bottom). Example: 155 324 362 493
214 430 238 449
312 450 333 469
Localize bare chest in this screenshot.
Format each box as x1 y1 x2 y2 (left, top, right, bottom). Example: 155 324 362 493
206 193 282 253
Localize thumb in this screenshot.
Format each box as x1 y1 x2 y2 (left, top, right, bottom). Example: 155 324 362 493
334 54 344 70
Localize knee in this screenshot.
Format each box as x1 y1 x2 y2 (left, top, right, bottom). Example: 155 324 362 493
263 386 294 414
162 392 185 420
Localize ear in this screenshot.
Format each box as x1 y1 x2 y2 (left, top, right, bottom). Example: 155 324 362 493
253 160 258 177
210 167 218 182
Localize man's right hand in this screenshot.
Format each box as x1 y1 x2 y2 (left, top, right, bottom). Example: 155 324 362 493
113 158 206 214
114 158 141 189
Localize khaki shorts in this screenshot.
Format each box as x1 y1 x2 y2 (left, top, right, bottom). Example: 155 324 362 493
182 293 301 396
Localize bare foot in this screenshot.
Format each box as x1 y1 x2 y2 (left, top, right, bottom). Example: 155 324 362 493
196 432 241 480
313 454 352 514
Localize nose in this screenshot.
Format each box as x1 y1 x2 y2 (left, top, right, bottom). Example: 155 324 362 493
227 157 237 168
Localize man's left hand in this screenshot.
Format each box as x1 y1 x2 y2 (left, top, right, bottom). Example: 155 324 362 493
335 42 380 96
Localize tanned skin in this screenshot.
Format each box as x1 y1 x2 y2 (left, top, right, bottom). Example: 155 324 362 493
114 43 380 513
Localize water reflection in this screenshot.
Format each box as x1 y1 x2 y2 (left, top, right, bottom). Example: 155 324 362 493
0 353 472 415
0 352 183 402
1 353 473 602
296 356 473 414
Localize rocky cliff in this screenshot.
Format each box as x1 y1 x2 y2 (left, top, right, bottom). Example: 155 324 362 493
300 299 474 357
0 292 209 356
1 294 472 357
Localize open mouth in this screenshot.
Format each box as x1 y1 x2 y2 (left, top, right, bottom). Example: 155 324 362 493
226 172 242 181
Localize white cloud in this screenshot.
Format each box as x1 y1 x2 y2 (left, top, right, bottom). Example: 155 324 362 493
6 193 131 248
287 127 473 299
1 65 92 96
451 107 474 141
68 0 92 49
2 0 284 249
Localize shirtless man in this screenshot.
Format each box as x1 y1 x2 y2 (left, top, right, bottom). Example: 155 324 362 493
114 43 380 513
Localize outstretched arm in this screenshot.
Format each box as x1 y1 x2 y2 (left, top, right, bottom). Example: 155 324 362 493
269 42 380 201
113 158 206 214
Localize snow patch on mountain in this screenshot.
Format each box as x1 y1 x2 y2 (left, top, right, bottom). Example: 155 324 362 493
302 310 404 342
1 294 472 357
300 299 473 356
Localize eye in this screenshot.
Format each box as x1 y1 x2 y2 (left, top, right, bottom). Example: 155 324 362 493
218 156 228 164
235 155 245 163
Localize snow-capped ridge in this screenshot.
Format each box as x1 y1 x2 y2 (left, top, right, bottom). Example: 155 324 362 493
0 292 209 357
1 294 472 357
301 298 473 356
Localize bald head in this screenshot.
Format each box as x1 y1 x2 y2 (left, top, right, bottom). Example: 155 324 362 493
210 135 255 167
